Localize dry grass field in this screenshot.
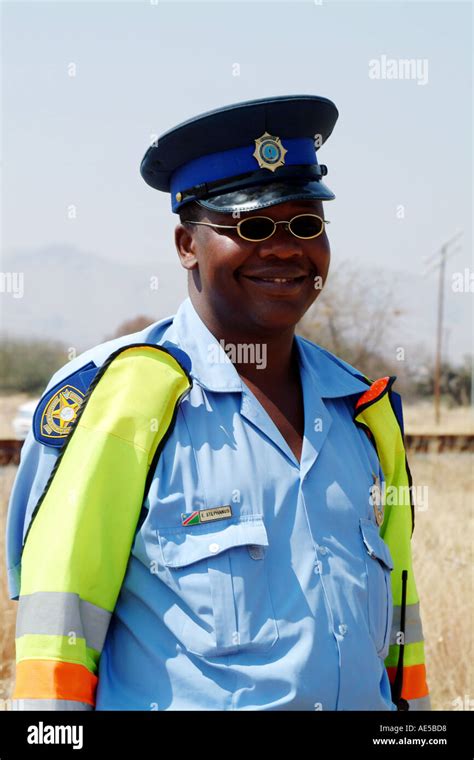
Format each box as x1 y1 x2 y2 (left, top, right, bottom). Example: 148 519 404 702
0 400 472 710
1 465 17 703
403 401 474 435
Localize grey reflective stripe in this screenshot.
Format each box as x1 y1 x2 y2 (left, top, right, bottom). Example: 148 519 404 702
390 602 424 645
408 695 432 711
11 698 93 711
16 591 111 652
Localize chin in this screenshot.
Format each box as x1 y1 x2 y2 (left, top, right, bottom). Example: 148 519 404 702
248 300 308 333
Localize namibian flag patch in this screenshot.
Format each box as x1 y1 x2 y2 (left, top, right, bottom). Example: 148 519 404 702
181 505 233 526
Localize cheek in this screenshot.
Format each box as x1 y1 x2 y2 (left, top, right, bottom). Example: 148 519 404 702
320 251 331 280
309 238 330 273
198 239 247 284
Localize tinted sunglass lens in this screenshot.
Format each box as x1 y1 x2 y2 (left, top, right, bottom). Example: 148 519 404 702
290 215 323 238
239 217 275 240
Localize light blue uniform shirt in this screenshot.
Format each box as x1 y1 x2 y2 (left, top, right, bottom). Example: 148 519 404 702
6 296 396 711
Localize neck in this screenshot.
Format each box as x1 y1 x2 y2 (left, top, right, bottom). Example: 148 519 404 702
233 328 299 389
192 303 299 389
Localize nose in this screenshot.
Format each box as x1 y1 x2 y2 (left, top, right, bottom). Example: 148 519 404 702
256 225 304 260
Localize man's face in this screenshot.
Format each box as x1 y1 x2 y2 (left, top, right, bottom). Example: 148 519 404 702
175 197 331 337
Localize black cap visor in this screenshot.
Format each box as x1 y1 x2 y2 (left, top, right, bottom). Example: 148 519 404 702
196 177 335 214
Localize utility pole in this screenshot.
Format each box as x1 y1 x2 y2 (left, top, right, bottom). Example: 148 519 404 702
423 231 463 426
433 244 446 425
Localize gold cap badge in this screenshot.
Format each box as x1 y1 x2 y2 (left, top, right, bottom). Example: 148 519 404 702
253 132 287 172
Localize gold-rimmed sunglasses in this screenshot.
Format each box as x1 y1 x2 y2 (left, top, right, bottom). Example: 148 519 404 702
181 213 330 242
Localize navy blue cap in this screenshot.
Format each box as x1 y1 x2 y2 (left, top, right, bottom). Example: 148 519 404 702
140 95 338 214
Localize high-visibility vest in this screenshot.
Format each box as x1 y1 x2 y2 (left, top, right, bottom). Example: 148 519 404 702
354 375 430 710
11 344 429 710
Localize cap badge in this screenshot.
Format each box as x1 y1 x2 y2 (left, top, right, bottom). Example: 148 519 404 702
253 132 287 172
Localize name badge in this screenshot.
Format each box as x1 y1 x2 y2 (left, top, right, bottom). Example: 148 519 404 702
181 505 233 527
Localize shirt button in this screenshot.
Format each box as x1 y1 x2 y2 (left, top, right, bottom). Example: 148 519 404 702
248 544 264 560
339 624 348 636
314 560 322 574
318 546 328 555
209 543 220 553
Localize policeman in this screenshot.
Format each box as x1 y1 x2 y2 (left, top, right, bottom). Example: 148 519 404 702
6 95 430 711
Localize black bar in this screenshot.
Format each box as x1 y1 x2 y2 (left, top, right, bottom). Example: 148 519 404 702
0 709 472 758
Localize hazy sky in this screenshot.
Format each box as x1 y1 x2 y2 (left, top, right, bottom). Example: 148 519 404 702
1 0 472 361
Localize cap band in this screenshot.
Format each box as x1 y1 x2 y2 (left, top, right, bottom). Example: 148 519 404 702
171 137 317 211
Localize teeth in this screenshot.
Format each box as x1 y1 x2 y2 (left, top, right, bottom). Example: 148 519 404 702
261 277 293 282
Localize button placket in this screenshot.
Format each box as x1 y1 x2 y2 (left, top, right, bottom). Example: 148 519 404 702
313 559 323 574
313 543 329 574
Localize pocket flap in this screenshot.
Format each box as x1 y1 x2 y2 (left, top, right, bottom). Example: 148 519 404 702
359 518 394 570
159 517 269 568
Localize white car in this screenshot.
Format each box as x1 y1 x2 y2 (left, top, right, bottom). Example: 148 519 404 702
12 399 39 440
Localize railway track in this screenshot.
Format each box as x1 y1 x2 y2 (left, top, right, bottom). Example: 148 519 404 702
404 433 474 453
0 434 473 466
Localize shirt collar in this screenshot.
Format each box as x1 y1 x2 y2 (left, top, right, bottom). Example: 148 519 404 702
170 296 371 398
295 337 371 398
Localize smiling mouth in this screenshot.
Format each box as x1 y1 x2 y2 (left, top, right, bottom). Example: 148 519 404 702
239 274 309 292
237 273 312 296
246 275 307 283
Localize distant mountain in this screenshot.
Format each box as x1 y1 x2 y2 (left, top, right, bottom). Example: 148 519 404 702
0 244 471 364
0 244 188 351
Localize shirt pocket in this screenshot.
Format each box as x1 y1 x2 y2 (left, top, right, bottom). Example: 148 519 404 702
156 516 279 657
359 517 394 660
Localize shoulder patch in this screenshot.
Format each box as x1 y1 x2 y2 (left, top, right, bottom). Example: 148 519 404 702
33 361 99 447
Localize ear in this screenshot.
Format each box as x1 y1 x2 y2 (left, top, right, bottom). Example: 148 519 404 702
174 223 199 270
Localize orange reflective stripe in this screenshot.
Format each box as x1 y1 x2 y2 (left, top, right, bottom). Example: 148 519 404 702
387 664 429 700
355 376 390 410
12 659 97 706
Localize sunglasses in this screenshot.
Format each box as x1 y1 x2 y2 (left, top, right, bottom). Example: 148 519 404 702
181 213 330 242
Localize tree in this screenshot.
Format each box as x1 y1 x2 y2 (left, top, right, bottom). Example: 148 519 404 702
105 316 156 341
297 260 404 378
414 355 472 406
0 338 67 393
